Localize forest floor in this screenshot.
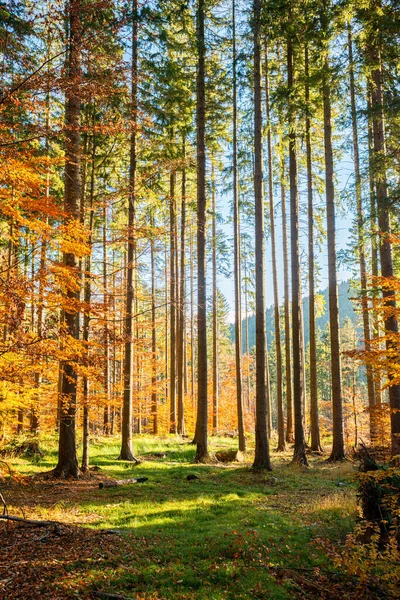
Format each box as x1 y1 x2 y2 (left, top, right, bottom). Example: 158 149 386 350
0 435 377 599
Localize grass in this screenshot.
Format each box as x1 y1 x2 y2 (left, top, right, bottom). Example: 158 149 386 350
2 434 358 599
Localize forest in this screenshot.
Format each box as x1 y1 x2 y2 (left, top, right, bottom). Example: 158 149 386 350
0 0 399 598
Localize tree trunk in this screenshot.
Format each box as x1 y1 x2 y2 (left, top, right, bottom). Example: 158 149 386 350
348 26 377 441
103 202 111 434
54 0 82 478
305 44 322 453
252 0 271 470
118 0 138 462
233 0 245 453
151 212 158 435
211 159 218 435
287 36 308 466
265 43 285 451
194 0 209 462
169 169 177 434
323 53 345 462
81 117 95 473
367 90 382 407
368 37 400 458
177 143 186 436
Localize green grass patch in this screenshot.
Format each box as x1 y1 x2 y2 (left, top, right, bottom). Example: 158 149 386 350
2 434 357 599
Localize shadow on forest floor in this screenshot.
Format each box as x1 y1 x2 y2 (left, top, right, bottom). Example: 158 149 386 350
1 435 360 600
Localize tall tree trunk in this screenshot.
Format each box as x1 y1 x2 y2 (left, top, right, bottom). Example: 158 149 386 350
119 0 138 462
368 35 400 458
194 0 209 462
169 169 177 434
252 0 271 470
323 53 345 462
177 142 186 436
265 43 285 451
367 90 382 407
211 160 218 435
244 253 251 410
150 212 158 435
348 25 377 440
164 236 169 407
233 0 245 452
305 44 322 453
103 202 111 434
279 137 294 444
190 220 195 412
287 35 308 466
54 0 82 478
81 127 95 473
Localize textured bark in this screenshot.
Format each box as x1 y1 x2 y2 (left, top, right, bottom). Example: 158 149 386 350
233 0 245 453
305 45 322 453
287 36 308 466
348 26 377 440
169 170 177 434
118 0 138 463
54 0 82 478
368 36 400 458
81 122 95 473
211 160 218 435
150 212 158 435
103 203 110 435
194 0 209 462
252 0 271 471
280 147 293 444
323 54 345 462
265 43 285 451
367 90 382 407
177 149 186 436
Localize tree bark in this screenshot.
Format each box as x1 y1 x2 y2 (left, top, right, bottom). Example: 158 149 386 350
323 53 345 462
118 0 138 462
212 159 218 435
265 42 285 451
54 0 82 478
287 35 308 466
177 142 186 436
194 0 209 462
169 169 177 434
348 25 377 441
150 212 158 435
368 33 400 458
233 0 245 453
305 44 322 453
252 0 271 470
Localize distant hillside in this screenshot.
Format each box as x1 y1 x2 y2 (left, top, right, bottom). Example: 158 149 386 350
231 280 359 352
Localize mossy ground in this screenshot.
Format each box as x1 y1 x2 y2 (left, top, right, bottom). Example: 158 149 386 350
1 434 357 599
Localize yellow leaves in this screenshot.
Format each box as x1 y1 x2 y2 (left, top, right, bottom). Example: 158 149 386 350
57 219 90 258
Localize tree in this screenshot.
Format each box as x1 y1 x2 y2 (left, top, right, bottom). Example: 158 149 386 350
252 0 271 471
53 0 82 478
194 0 209 462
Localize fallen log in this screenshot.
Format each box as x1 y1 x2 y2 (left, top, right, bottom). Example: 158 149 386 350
0 514 59 528
99 477 148 489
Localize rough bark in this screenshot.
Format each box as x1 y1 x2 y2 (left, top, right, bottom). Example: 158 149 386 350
211 160 218 435
368 35 400 458
54 0 82 478
287 36 308 466
305 44 322 453
233 0 245 453
323 53 345 462
177 147 186 436
265 43 285 451
194 0 209 462
252 0 271 471
348 25 377 441
169 169 177 434
118 0 138 463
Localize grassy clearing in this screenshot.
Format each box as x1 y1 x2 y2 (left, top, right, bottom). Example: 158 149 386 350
2 435 357 599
